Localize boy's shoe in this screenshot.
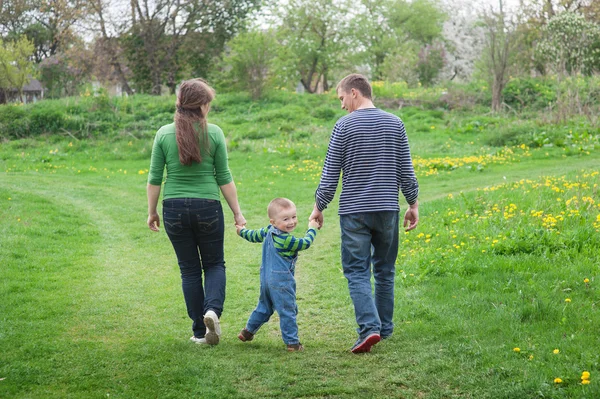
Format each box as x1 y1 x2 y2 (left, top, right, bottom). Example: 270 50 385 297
203 310 221 345
238 328 254 342
286 343 304 352
190 336 207 344
351 333 381 354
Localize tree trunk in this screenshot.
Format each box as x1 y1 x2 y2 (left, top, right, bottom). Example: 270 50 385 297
492 77 503 112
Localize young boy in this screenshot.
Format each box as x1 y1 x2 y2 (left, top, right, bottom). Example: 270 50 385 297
235 197 319 351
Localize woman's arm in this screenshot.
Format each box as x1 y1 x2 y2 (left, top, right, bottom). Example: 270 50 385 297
147 183 162 232
219 181 246 227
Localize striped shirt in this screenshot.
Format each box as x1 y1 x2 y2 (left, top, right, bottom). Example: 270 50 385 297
239 225 317 260
315 108 419 215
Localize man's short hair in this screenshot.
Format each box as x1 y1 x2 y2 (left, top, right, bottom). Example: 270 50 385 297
336 74 372 100
268 197 295 219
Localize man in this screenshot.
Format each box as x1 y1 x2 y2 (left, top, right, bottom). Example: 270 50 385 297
310 73 419 354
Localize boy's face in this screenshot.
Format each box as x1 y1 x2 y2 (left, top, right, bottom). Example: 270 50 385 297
270 206 298 233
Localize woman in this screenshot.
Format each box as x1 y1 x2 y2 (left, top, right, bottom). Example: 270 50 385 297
147 78 246 346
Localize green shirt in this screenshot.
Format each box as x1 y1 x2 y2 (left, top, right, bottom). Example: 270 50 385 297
147 123 233 200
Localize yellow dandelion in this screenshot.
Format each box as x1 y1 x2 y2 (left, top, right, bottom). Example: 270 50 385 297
584 278 590 284
554 378 563 384
565 298 571 303
553 349 560 354
528 355 534 360
513 347 520 353
582 371 591 380
581 379 591 385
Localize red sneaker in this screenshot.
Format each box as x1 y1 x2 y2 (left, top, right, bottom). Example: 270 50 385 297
351 333 381 354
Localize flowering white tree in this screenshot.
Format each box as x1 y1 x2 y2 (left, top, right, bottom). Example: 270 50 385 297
440 0 485 82
535 11 600 76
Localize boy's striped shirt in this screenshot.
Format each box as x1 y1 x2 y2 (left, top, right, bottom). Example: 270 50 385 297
239 225 317 259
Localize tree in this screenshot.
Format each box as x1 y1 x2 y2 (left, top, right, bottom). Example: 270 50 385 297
86 0 133 95
271 0 352 93
535 11 600 76
351 0 446 84
440 0 485 82
0 36 36 103
124 0 260 95
32 0 87 61
0 0 33 37
217 30 277 99
514 0 598 75
39 42 94 98
480 0 519 112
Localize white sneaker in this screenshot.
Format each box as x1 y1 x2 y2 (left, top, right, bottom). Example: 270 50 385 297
190 336 207 344
203 310 221 345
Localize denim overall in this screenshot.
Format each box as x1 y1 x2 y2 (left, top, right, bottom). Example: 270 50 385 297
245 228 300 345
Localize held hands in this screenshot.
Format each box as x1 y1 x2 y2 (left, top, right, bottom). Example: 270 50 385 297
235 224 245 236
309 205 323 230
234 213 246 235
234 213 246 227
308 219 320 230
147 213 160 232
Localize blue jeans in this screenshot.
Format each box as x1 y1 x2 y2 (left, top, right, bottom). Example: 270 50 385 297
340 211 399 339
245 229 300 345
163 198 225 339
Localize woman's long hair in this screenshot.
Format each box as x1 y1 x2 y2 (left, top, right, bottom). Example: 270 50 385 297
174 78 215 165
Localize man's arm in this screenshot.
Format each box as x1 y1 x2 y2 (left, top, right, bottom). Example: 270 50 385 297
313 123 344 227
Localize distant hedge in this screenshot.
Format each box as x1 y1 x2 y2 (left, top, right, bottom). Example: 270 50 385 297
0 94 175 140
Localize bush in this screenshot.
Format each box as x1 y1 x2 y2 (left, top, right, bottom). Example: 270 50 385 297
0 105 29 138
29 104 66 135
311 106 337 120
503 77 556 110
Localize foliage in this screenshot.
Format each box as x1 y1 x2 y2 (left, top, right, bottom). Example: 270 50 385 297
503 77 557 110
38 44 94 99
416 41 447 86
477 1 520 112
535 11 600 76
121 0 261 95
352 0 447 85
270 0 351 93
439 0 484 82
214 30 277 99
0 36 36 102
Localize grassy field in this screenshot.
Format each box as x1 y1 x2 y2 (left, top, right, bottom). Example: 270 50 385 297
1 92 599 398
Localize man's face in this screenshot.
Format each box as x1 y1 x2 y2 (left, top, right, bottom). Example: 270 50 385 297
337 88 355 113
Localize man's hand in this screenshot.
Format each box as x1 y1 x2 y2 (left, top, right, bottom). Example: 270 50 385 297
403 202 419 231
309 204 324 229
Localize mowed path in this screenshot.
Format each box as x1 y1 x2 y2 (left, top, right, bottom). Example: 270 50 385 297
1 151 599 397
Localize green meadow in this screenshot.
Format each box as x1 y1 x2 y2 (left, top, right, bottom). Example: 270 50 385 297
1 91 599 398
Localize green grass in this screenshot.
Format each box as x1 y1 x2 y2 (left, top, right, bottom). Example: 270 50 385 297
1 93 600 398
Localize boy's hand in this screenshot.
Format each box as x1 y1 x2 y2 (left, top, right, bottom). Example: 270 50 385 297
308 219 320 230
235 224 245 236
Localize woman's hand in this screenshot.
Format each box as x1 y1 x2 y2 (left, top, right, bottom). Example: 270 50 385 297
148 212 160 232
234 213 246 228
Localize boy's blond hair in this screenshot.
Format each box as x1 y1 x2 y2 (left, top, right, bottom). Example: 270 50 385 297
268 197 295 219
